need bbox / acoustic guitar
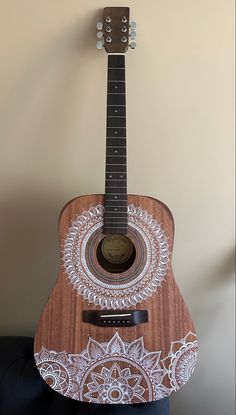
[34,7,198,404]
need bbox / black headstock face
[96,7,136,53]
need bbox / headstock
[96,7,136,53]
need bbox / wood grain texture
[34,194,197,403]
[103,7,130,54]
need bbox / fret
[104,229,128,232]
[105,193,127,197]
[106,158,125,163]
[105,199,127,203]
[107,138,126,146]
[105,203,127,207]
[106,164,126,168]
[107,107,126,116]
[105,185,126,189]
[106,182,126,185]
[103,228,128,232]
[105,183,126,188]
[108,55,125,67]
[106,216,128,223]
[105,200,126,202]
[104,218,127,221]
[106,171,126,174]
[108,70,125,81]
[106,162,126,167]
[105,208,127,211]
[107,154,126,159]
[106,185,127,191]
[106,155,126,159]
[107,118,126,128]
[108,67,125,70]
[105,189,126,193]
[104,224,128,228]
[108,82,125,93]
[108,80,125,82]
[105,200,127,204]
[105,210,128,213]
[107,94,125,106]
[106,218,127,225]
[104,212,127,215]
[106,128,126,137]
[106,166,126,172]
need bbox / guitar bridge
[83,310,148,327]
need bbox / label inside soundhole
[101,235,134,264]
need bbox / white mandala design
[35,332,198,404]
[63,204,169,309]
[34,348,79,398]
[85,363,145,404]
[163,332,198,391]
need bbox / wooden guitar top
[34,194,198,404]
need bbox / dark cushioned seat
[0,337,169,415]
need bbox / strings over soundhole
[97,234,136,273]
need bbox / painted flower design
[34,347,79,398]
[34,332,198,403]
[77,332,166,403]
[85,363,145,403]
[163,332,198,390]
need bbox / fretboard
[104,55,127,235]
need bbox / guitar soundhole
[97,234,136,273]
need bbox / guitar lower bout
[34,194,198,404]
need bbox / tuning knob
[130,30,136,40]
[130,21,136,29]
[96,21,103,30]
[130,41,136,49]
[97,31,103,39]
[96,40,104,50]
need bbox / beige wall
[0,1,235,413]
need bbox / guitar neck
[104,54,128,235]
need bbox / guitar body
[34,194,198,404]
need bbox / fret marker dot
[114,208,118,211]
[109,175,112,178]
[115,86,118,89]
[120,175,123,178]
[115,196,118,199]
[115,110,118,113]
[115,131,118,134]
[115,150,118,153]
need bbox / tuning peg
[96,22,103,30]
[130,21,136,29]
[130,30,136,40]
[130,41,136,49]
[96,40,104,50]
[97,31,103,39]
